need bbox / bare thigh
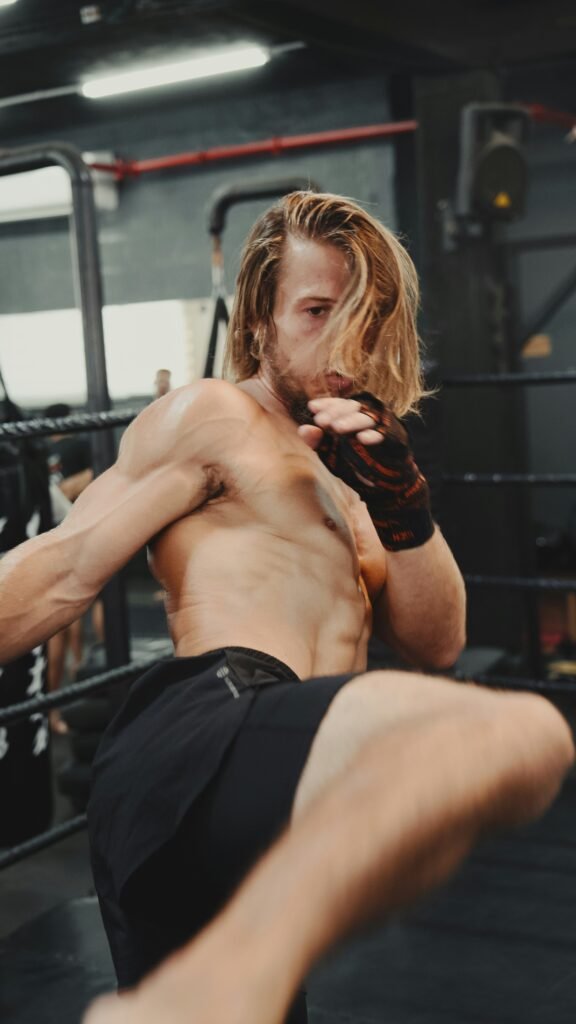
[292,669,573,819]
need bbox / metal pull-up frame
[0,142,129,668]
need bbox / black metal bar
[0,815,87,871]
[0,144,113,465]
[523,587,543,679]
[443,472,576,486]
[68,148,131,671]
[207,177,321,236]
[442,370,576,386]
[508,213,541,674]
[0,143,130,671]
[203,295,230,378]
[465,574,576,592]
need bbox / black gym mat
[0,897,114,1024]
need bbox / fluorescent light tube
[81,45,269,99]
[0,1,19,7]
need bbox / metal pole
[207,177,321,237]
[68,152,130,669]
[0,144,130,669]
[497,234,543,679]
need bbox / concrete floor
[0,733,93,941]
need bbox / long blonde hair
[224,191,426,417]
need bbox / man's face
[263,235,353,422]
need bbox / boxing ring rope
[452,671,576,695]
[442,370,576,386]
[444,473,576,486]
[0,658,155,729]
[464,574,576,592]
[0,815,88,871]
[0,409,136,441]
[0,659,157,871]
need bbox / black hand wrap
[317,392,434,551]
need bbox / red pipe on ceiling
[526,103,576,129]
[87,105,575,181]
[89,119,418,179]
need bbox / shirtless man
[0,192,573,1024]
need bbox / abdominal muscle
[150,507,373,680]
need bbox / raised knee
[498,692,575,774]
[475,692,574,825]
[345,673,575,797]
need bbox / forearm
[0,531,89,664]
[373,526,466,669]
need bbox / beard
[262,346,316,425]
[285,393,313,425]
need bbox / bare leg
[84,674,574,1024]
[69,616,84,673]
[292,669,570,823]
[91,598,105,645]
[47,632,66,693]
[47,631,69,734]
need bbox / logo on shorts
[217,665,240,699]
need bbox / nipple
[324,517,337,531]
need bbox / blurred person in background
[153,369,172,400]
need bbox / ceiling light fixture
[81,45,269,100]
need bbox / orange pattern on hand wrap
[316,393,434,551]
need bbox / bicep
[350,494,387,605]
[58,456,210,599]
[58,379,252,598]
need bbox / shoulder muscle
[117,379,257,480]
[51,381,256,596]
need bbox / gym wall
[0,70,396,312]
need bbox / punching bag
[0,391,53,845]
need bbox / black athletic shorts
[88,647,358,1021]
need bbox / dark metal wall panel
[414,72,534,653]
[502,123,576,535]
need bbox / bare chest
[220,434,386,598]
[151,429,385,606]
[234,438,354,538]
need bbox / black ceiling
[2,0,576,101]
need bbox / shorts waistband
[197,646,301,690]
